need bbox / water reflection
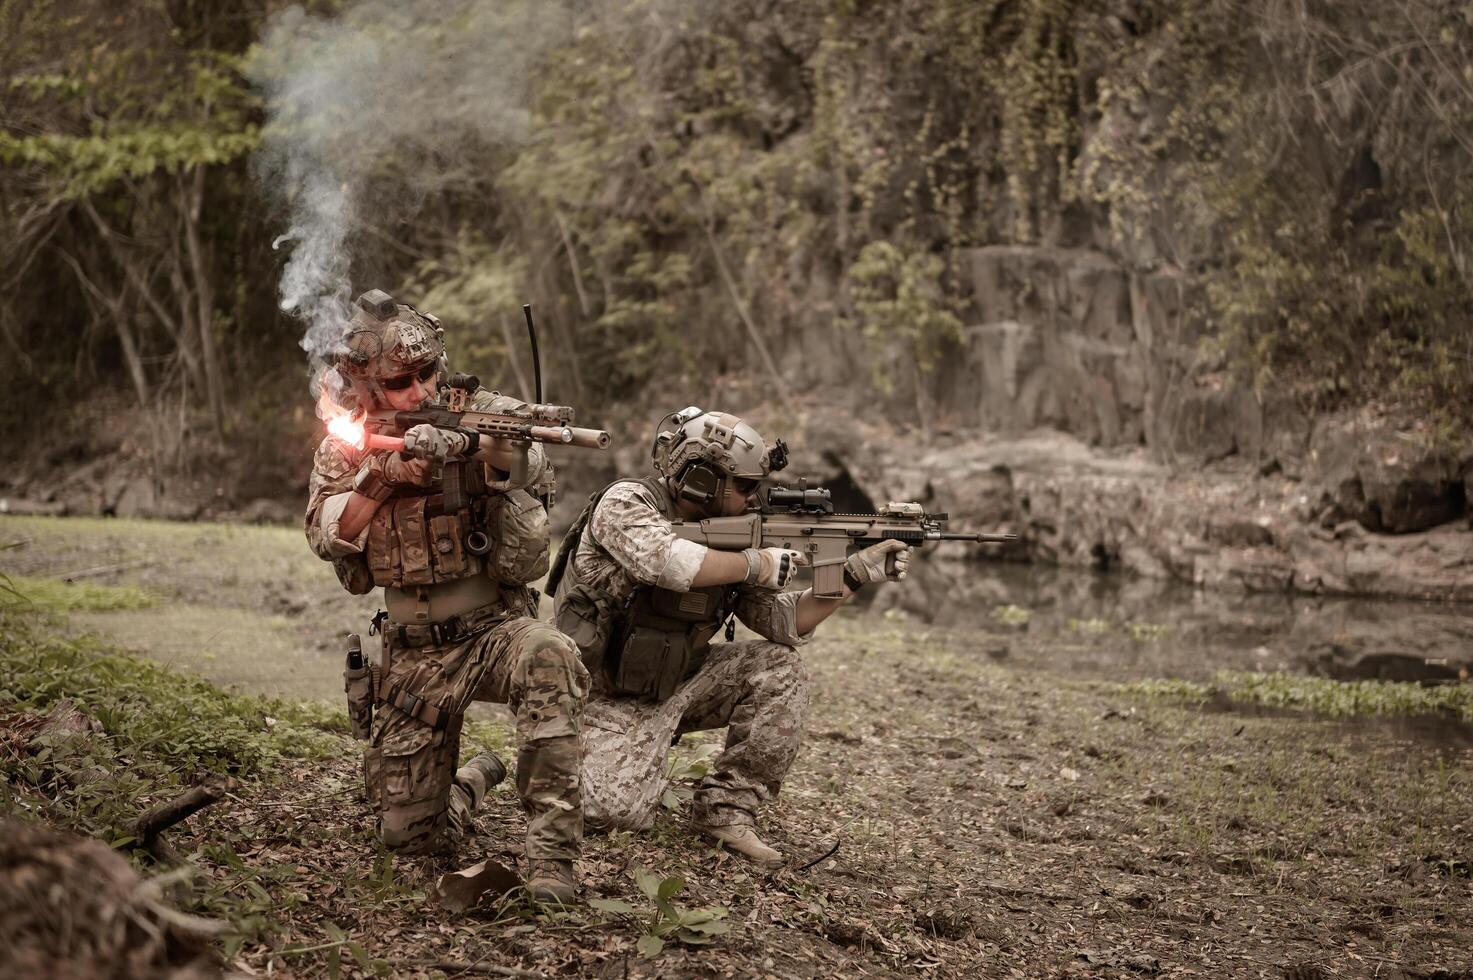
[858,557,1473,685]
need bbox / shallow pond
[871,557,1473,685]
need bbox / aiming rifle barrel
[935,531,1018,543]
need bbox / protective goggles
[380,361,439,391]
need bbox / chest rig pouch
[365,458,550,590]
[609,584,737,701]
[366,491,483,589]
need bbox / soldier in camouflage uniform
[305,289,588,902]
[551,409,911,866]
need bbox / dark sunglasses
[380,361,439,391]
[732,477,762,497]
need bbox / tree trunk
[181,167,224,436]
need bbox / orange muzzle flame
[318,389,366,450]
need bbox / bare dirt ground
[3,514,1471,978]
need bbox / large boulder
[1309,416,1468,533]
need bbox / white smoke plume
[248,0,570,397]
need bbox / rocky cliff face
[752,245,1473,602]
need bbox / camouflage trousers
[364,613,590,860]
[581,640,811,832]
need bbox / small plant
[1127,621,1171,643]
[1068,617,1111,635]
[589,867,731,957]
[989,604,1031,627]
[661,740,717,811]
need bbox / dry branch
[133,776,238,863]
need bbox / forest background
[2,0,1471,512]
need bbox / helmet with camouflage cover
[652,408,787,510]
[334,289,446,406]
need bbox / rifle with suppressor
[361,390,612,455]
[667,485,1016,599]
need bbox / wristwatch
[352,460,396,502]
[842,566,866,594]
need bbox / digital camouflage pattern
[566,479,812,831]
[365,615,589,858]
[574,481,807,644]
[581,638,811,831]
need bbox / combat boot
[695,822,783,868]
[454,752,508,810]
[526,859,578,904]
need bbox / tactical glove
[742,546,805,590]
[354,451,431,499]
[401,424,475,463]
[844,539,911,588]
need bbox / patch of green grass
[0,607,348,842]
[1221,671,1473,723]
[989,604,1031,627]
[1127,621,1171,642]
[1,573,155,611]
[1113,671,1473,722]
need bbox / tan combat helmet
[652,408,788,510]
[334,289,446,407]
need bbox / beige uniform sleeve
[734,588,811,647]
[304,437,371,559]
[587,482,706,592]
[471,389,549,493]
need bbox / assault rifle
[667,484,1017,599]
[362,400,612,455]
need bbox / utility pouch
[610,625,694,702]
[344,633,375,740]
[554,583,618,674]
[484,489,551,585]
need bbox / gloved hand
[353,451,431,500]
[845,539,911,587]
[402,424,473,463]
[742,546,806,590]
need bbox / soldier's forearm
[690,548,751,587]
[336,491,385,543]
[794,587,850,634]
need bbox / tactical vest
[364,458,550,591]
[550,476,737,702]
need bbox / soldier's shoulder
[594,479,665,516]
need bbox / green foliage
[0,574,156,612]
[1115,671,1473,723]
[989,604,1032,627]
[10,0,1473,461]
[0,607,345,841]
[845,241,963,391]
[1221,672,1473,724]
[589,866,731,957]
[660,739,717,812]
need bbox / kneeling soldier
[305,290,588,902]
[550,409,909,866]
